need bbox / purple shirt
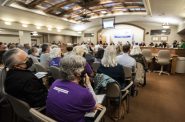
[49,57,61,67]
[46,80,96,122]
[85,63,93,76]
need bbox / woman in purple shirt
[46,54,103,122]
[49,47,62,67]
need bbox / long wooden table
[140,47,185,74]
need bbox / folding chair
[94,106,106,122]
[106,82,129,121]
[5,94,32,122]
[29,108,57,122]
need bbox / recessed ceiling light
[4,21,12,25]
[101,11,107,14]
[48,27,52,31]
[36,26,41,29]
[22,24,28,27]
[57,29,61,32]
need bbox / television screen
[102,17,115,29]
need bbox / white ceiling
[0,0,185,32]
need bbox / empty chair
[94,106,106,122]
[142,49,153,63]
[142,49,153,71]
[106,82,129,121]
[49,66,62,80]
[155,50,171,75]
[123,66,137,97]
[6,94,32,122]
[29,108,56,122]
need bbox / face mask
[25,58,33,69]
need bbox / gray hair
[60,54,86,81]
[2,48,23,68]
[101,45,117,67]
[130,45,142,55]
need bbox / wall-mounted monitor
[102,17,115,29]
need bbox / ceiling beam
[44,0,76,13]
[28,0,45,8]
[58,9,74,17]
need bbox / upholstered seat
[142,49,152,63]
[155,50,171,75]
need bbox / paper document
[85,94,105,117]
[35,72,47,79]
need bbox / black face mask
[25,58,33,69]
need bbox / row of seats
[3,94,106,122]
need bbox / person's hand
[94,103,104,111]
[85,74,91,85]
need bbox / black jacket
[5,69,48,107]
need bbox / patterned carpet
[104,73,185,122]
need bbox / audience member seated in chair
[3,48,48,108]
[130,45,148,86]
[40,43,51,69]
[97,45,125,88]
[46,54,103,122]
[28,47,39,64]
[73,45,94,77]
[49,47,62,67]
[116,44,136,68]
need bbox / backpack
[93,73,116,94]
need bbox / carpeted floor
[104,73,185,122]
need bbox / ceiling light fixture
[22,24,28,27]
[57,29,61,32]
[162,22,170,29]
[48,27,52,31]
[36,26,41,29]
[101,11,107,14]
[4,21,12,25]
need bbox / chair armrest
[94,106,106,122]
[121,81,133,92]
[34,106,46,112]
[121,90,129,99]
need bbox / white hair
[50,47,61,59]
[101,45,117,67]
[130,45,142,55]
[72,45,87,56]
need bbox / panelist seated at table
[46,54,103,122]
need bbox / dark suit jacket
[5,69,48,107]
